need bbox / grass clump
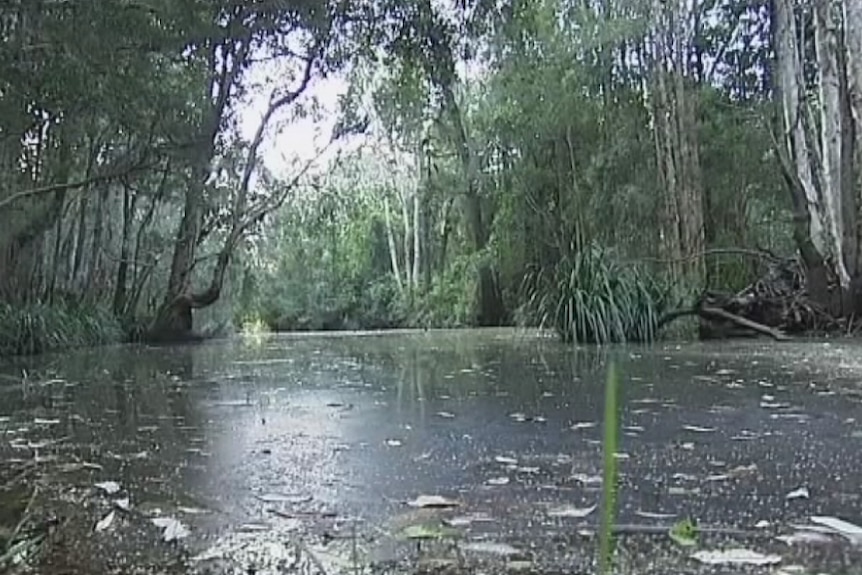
[522,242,669,344]
[0,302,123,356]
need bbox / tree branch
[0,161,157,210]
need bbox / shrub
[0,302,123,356]
[521,242,669,344]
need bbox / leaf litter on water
[94,510,115,532]
[785,486,809,500]
[407,495,459,508]
[809,516,862,544]
[691,548,782,566]
[486,476,510,486]
[152,516,190,542]
[547,504,596,518]
[94,481,121,495]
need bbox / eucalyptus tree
[773,0,862,314]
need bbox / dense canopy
[2,0,862,354]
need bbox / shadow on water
[1,330,862,573]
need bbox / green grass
[523,242,669,344]
[0,302,123,356]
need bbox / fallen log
[699,306,789,341]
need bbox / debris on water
[407,495,459,508]
[444,513,494,527]
[635,510,676,520]
[547,504,596,518]
[94,481,121,495]
[399,523,459,540]
[682,425,716,433]
[94,510,115,532]
[669,519,699,547]
[786,487,810,500]
[255,493,312,504]
[462,541,521,556]
[776,530,835,546]
[691,548,782,566]
[151,516,190,542]
[178,506,209,515]
[809,516,862,544]
[33,418,60,426]
[571,473,602,486]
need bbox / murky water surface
[2,329,862,574]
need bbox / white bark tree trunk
[775,0,827,255]
[843,0,862,274]
[814,0,850,287]
[383,196,403,293]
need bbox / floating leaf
[95,511,115,532]
[444,513,494,527]
[152,517,190,542]
[635,510,676,520]
[682,425,716,433]
[776,530,834,545]
[94,481,121,495]
[547,504,596,518]
[785,487,809,500]
[407,495,459,508]
[400,524,459,540]
[809,516,862,544]
[571,473,603,486]
[255,493,312,504]
[462,541,521,556]
[669,519,698,547]
[691,548,782,566]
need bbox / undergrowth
[0,302,123,357]
[521,242,670,344]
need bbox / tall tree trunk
[384,196,404,293]
[442,86,505,325]
[814,0,850,288]
[844,0,862,292]
[773,0,847,311]
[113,184,136,316]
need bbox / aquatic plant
[599,361,620,574]
[522,242,669,344]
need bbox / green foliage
[411,255,478,328]
[522,243,669,344]
[0,303,123,357]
